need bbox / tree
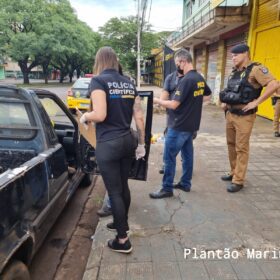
[66,23,101,82]
[50,18,101,83]
[99,16,170,78]
[41,0,101,83]
[0,0,100,84]
[0,0,49,83]
[99,16,138,76]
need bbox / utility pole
[137,0,141,89]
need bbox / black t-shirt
[163,71,184,127]
[170,70,211,132]
[88,69,137,142]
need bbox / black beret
[231,44,249,54]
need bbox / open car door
[35,90,96,175]
[129,90,153,181]
[36,89,153,181]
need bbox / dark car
[0,85,96,279]
[0,85,153,279]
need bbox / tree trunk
[59,70,67,83]
[18,60,30,84]
[23,72,29,84]
[59,75,64,83]
[77,68,81,78]
[69,71,73,83]
[42,64,49,84]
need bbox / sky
[69,0,183,32]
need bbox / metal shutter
[206,46,218,93]
[194,49,204,76]
[257,0,279,27]
[223,34,246,88]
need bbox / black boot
[227,183,243,193]
[221,173,233,181]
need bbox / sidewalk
[83,96,280,280]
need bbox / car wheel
[1,260,30,280]
[80,173,93,188]
[69,108,76,114]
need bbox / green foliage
[99,16,170,77]
[99,16,137,75]
[0,0,100,83]
[0,0,170,83]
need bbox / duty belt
[228,108,257,116]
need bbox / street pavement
[81,85,280,280]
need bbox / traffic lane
[42,86,69,103]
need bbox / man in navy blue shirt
[150,49,211,199]
[158,63,185,174]
[162,69,185,126]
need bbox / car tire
[1,260,30,280]
[80,173,93,188]
[69,108,76,114]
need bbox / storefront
[163,45,176,81]
[207,42,218,101]
[194,48,204,76]
[153,50,164,87]
[152,46,176,87]
[224,34,247,88]
[249,0,280,120]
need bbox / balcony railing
[167,0,248,46]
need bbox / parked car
[84,73,94,78]
[0,85,96,279]
[66,77,92,113]
[0,85,153,279]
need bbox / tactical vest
[220,63,263,105]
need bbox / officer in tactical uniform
[220,43,280,193]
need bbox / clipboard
[76,110,96,148]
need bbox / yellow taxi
[67,77,92,113]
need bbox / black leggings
[96,133,136,238]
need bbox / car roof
[76,77,92,82]
[72,78,92,87]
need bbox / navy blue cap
[231,44,249,54]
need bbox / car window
[73,78,91,89]
[0,101,37,139]
[40,97,73,125]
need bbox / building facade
[168,0,280,120]
[248,0,280,120]
[168,0,250,103]
[1,57,44,79]
[151,46,176,87]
